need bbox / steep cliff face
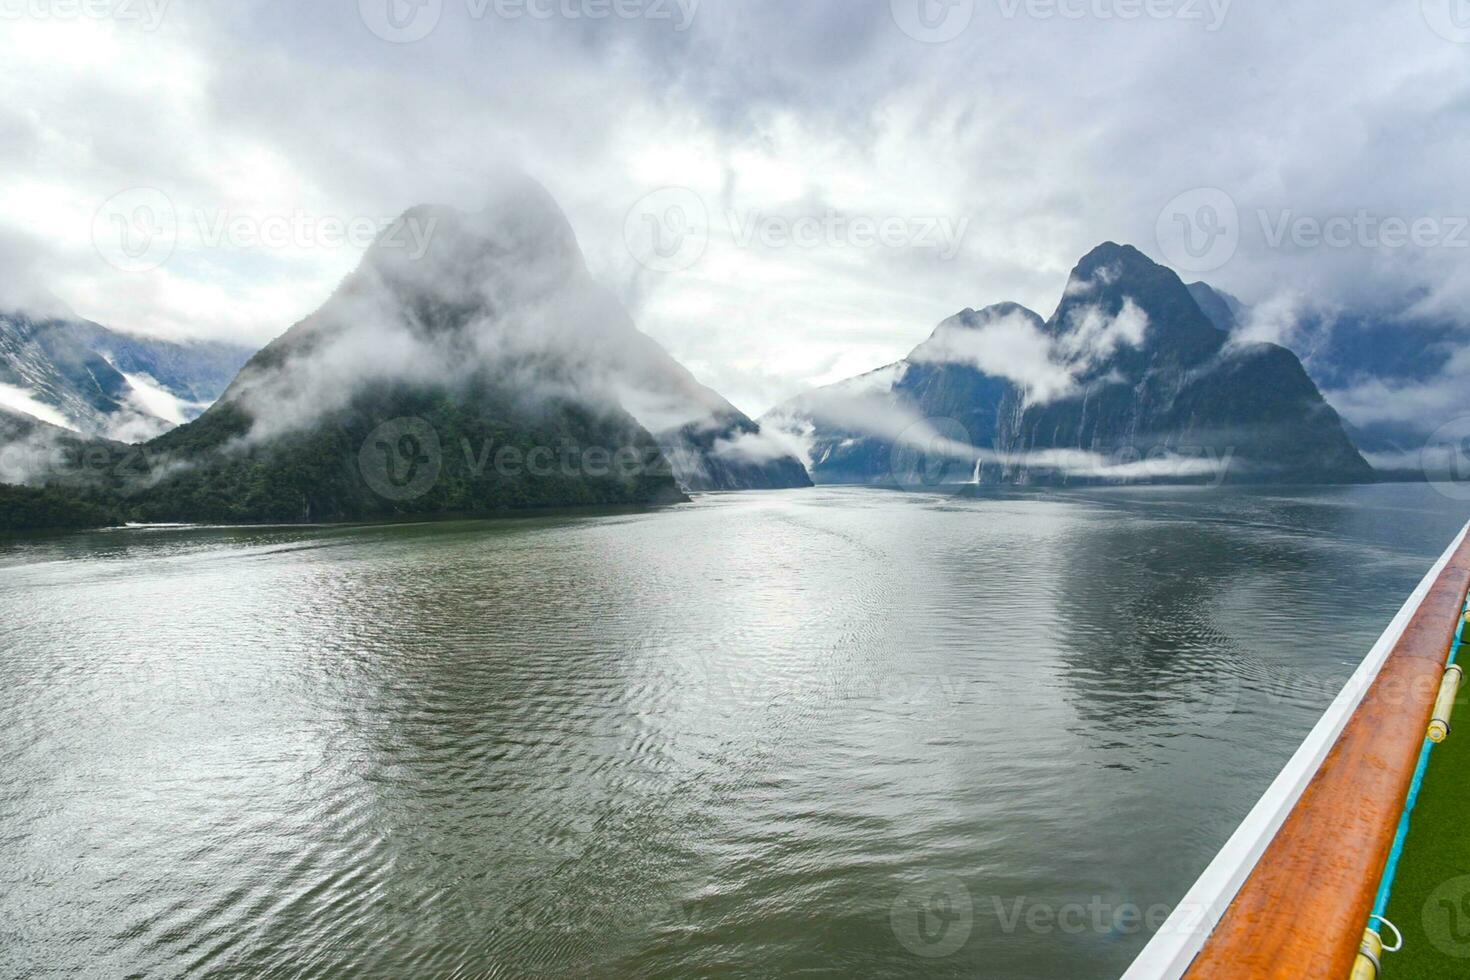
[1185,279,1466,470]
[994,243,1372,483]
[764,243,1372,486]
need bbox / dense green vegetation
[0,378,687,532]
[138,382,683,523]
[0,483,121,531]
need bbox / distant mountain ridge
[764,243,1373,486]
[1184,280,1465,465]
[0,310,255,441]
[5,223,1397,531]
[1186,281,1245,334]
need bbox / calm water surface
[1,485,1465,979]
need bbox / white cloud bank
[910,300,1150,405]
[1,1,1468,420]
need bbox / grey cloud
[1,0,1468,418]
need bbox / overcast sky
[2,0,1468,416]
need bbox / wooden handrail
[1183,531,1470,978]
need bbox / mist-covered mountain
[2,180,808,527]
[191,184,806,497]
[0,309,255,441]
[1186,280,1466,469]
[0,406,135,528]
[764,243,1373,486]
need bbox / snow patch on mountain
[0,383,76,431]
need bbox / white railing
[1121,520,1470,979]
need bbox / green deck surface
[1383,613,1470,978]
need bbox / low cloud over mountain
[763,243,1372,487]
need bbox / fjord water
[1,486,1464,979]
